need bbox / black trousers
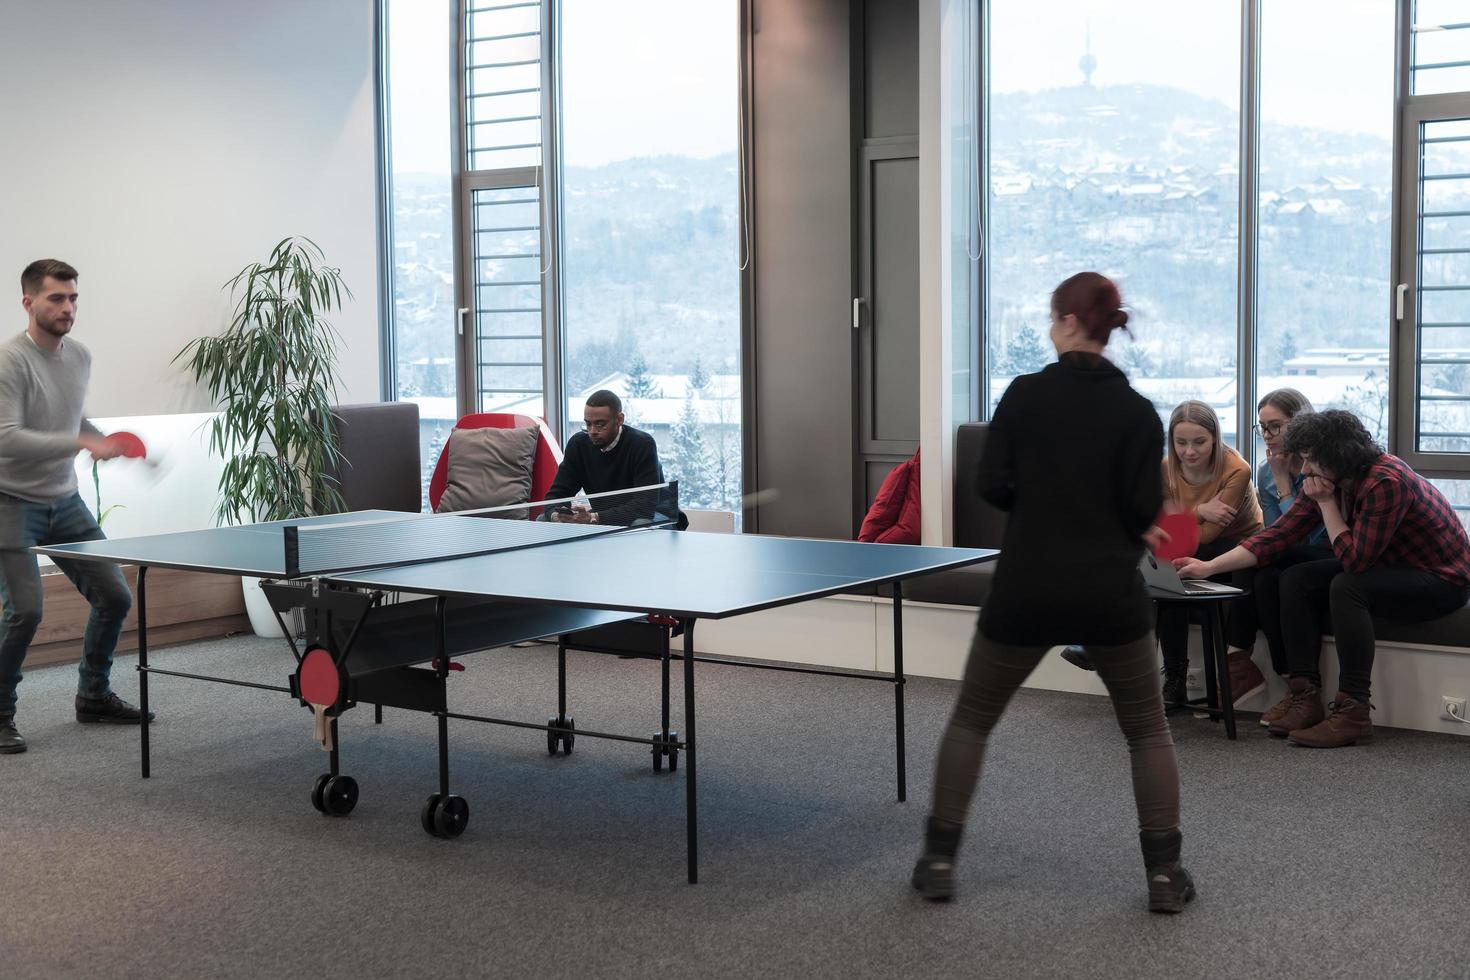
[1268,558,1469,699]
[1157,538,1254,673]
[1237,544,1335,675]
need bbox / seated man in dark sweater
[544,389,667,526]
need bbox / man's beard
[34,314,72,338]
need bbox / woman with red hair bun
[911,272,1194,914]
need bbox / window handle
[458,307,470,336]
[1395,284,1407,322]
[853,297,864,330]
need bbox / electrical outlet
[1442,696,1467,722]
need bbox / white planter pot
[242,577,285,637]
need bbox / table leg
[1201,606,1220,713]
[558,636,568,722]
[1213,605,1238,740]
[893,580,907,803]
[137,565,150,779]
[683,619,698,884]
[437,597,451,798]
[660,625,671,741]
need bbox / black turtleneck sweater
[977,352,1164,647]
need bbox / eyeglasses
[1252,420,1286,438]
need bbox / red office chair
[427,413,563,513]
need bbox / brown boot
[1259,679,1293,727]
[1287,693,1373,748]
[1267,677,1324,737]
[1226,649,1266,705]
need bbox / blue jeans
[0,491,132,715]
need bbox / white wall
[0,0,381,417]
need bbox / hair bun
[1109,309,1129,331]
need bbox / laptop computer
[1140,551,1243,596]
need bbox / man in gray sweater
[0,259,152,755]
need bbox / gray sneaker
[0,715,26,754]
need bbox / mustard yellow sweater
[1162,449,1264,547]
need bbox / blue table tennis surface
[36,510,997,619]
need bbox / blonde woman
[1156,401,1263,705]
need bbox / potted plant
[175,237,350,635]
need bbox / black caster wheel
[421,793,443,836]
[434,795,470,839]
[652,738,664,773]
[311,773,332,813]
[323,775,358,816]
[668,748,678,772]
[547,717,575,756]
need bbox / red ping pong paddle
[109,431,147,459]
[1151,511,1200,563]
[299,647,340,706]
[299,647,340,752]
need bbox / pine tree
[1276,332,1299,371]
[689,356,711,392]
[709,396,741,512]
[1117,342,1154,377]
[1003,324,1049,376]
[667,392,712,506]
[625,351,660,399]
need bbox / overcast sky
[988,0,1395,138]
[388,0,1397,175]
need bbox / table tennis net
[283,482,679,577]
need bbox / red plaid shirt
[1241,453,1470,587]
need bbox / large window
[381,0,742,514]
[462,0,553,421]
[986,2,1242,439]
[980,1,1398,471]
[558,0,742,513]
[1256,0,1394,458]
[1402,1,1470,519]
[382,0,457,504]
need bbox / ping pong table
[36,497,996,882]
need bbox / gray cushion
[888,564,993,607]
[1324,602,1470,648]
[436,426,538,516]
[954,423,1008,550]
[326,402,421,513]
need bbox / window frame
[450,0,565,438]
[1394,89,1470,477]
[971,0,1434,481]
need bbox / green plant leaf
[175,236,352,526]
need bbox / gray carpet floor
[2,634,1467,979]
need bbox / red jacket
[858,449,921,544]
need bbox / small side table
[1149,587,1249,740]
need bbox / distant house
[1283,347,1392,377]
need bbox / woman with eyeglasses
[1243,390,1331,722]
[1154,400,1263,706]
[911,272,1193,914]
[1255,389,1325,538]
